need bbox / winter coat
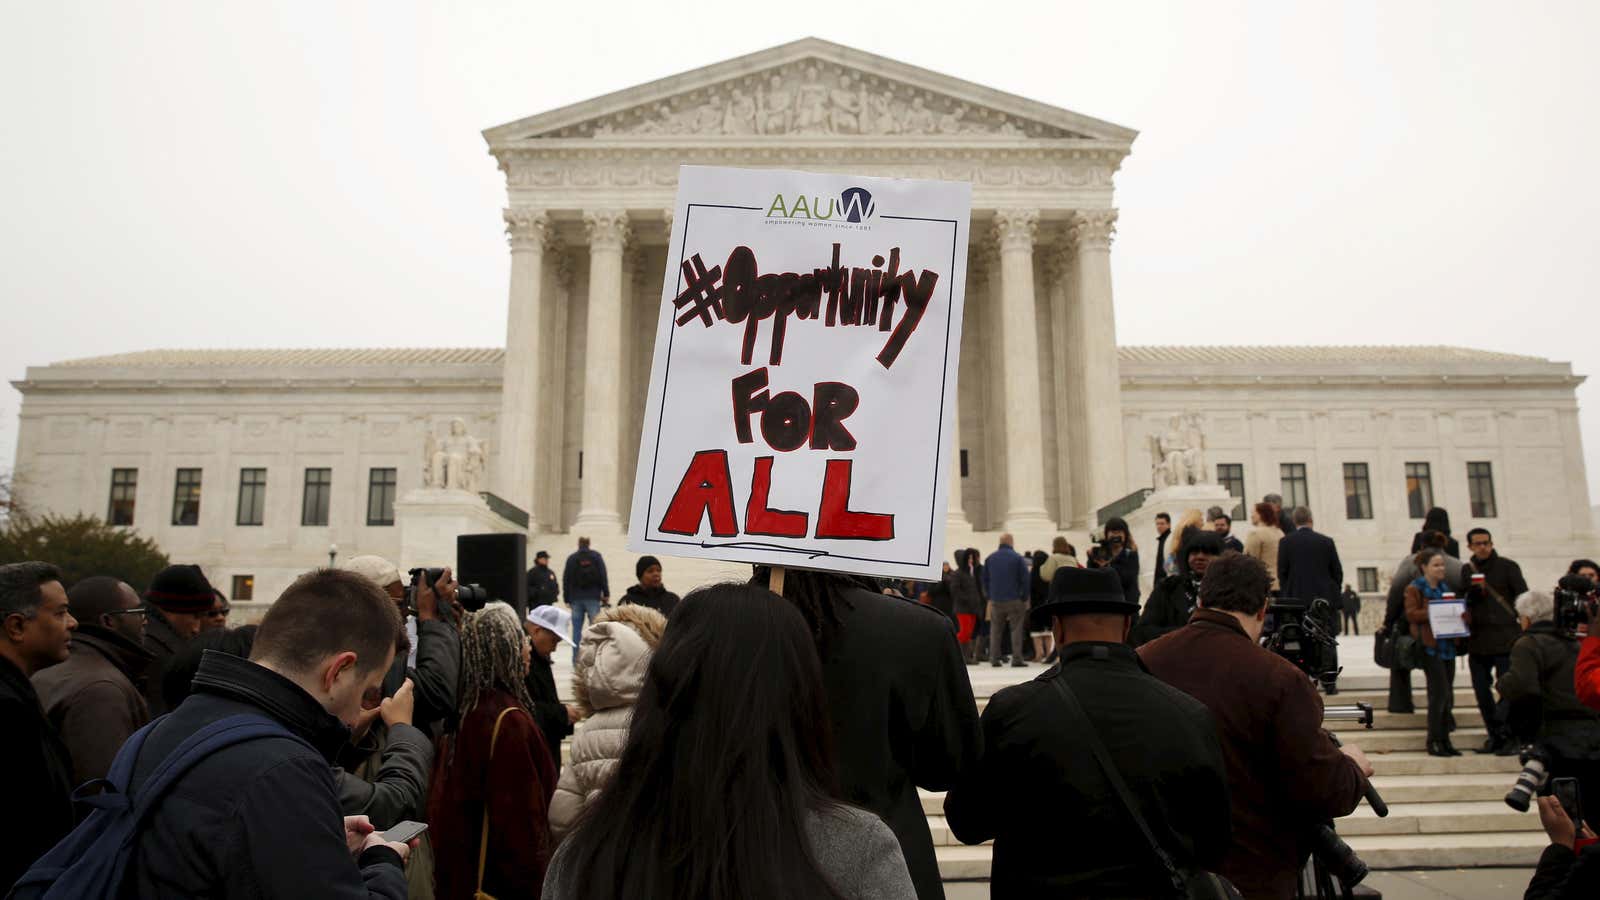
[1037,552,1079,584]
[949,567,984,616]
[1384,553,1468,630]
[823,587,982,900]
[381,616,460,736]
[927,575,955,620]
[983,544,1029,603]
[1140,610,1366,899]
[526,563,560,608]
[1578,636,1600,711]
[0,655,75,894]
[549,606,666,839]
[562,549,609,603]
[429,688,557,900]
[1108,548,1141,606]
[618,583,680,617]
[32,626,152,785]
[1404,580,1452,650]
[524,651,573,775]
[1464,552,1529,657]
[1498,622,1600,761]
[1278,527,1343,604]
[335,721,435,829]
[140,607,190,717]
[1244,526,1281,591]
[1410,529,1461,559]
[121,650,407,899]
[945,642,1229,897]
[1131,573,1201,647]
[1526,842,1600,900]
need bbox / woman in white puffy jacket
[549,603,667,839]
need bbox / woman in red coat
[429,601,558,898]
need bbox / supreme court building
[12,39,1597,604]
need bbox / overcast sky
[5,1,1598,506]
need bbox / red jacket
[1578,636,1600,711]
[428,688,558,899]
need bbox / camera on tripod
[405,566,489,614]
[1554,575,1598,634]
[1261,597,1341,693]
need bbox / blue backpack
[10,713,300,899]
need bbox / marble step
[933,830,1548,879]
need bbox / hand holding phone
[380,820,429,844]
[1553,777,1584,829]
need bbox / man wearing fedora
[140,564,219,716]
[943,566,1230,897]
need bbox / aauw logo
[766,186,876,222]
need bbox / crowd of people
[4,494,1600,897]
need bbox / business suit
[1278,527,1345,678]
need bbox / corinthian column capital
[992,208,1039,252]
[583,209,631,251]
[1068,209,1119,251]
[503,207,551,251]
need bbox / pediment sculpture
[539,61,1086,140]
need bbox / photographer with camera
[1099,516,1141,607]
[1498,586,1600,832]
[343,557,461,736]
[1131,531,1222,647]
[1525,795,1600,899]
[1140,552,1372,900]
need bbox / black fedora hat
[1031,566,1139,627]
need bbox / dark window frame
[1280,463,1309,511]
[236,468,267,526]
[367,468,397,526]
[1467,461,1498,518]
[1405,462,1434,518]
[1342,462,1374,520]
[1357,567,1379,593]
[1216,463,1246,518]
[172,468,202,526]
[108,468,138,526]
[302,467,332,526]
[231,574,254,602]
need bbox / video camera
[405,567,489,615]
[1554,574,1598,634]
[1261,597,1341,693]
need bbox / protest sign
[627,165,971,580]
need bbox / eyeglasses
[104,608,150,619]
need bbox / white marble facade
[10,39,1599,602]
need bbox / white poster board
[1428,598,1470,640]
[627,165,971,580]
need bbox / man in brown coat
[33,575,153,785]
[1140,552,1373,899]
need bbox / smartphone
[1553,777,1584,826]
[380,820,429,844]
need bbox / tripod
[1295,705,1388,900]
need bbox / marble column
[993,209,1055,532]
[1046,246,1085,528]
[497,208,550,529]
[573,210,630,533]
[1069,209,1127,519]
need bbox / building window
[1467,461,1497,518]
[1279,463,1309,511]
[1216,463,1245,518]
[1357,567,1379,593]
[172,468,202,526]
[1405,462,1434,518]
[302,468,332,526]
[231,575,254,601]
[236,468,267,526]
[959,449,969,478]
[367,468,397,526]
[1342,463,1373,520]
[107,468,138,526]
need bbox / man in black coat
[945,566,1231,897]
[526,550,560,609]
[1152,512,1172,583]
[1464,527,1528,754]
[1278,507,1343,607]
[774,571,982,900]
[522,604,577,773]
[121,570,410,898]
[140,564,216,717]
[0,562,77,894]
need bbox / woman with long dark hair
[1412,506,1461,558]
[760,567,981,900]
[544,583,915,900]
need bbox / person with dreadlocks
[755,566,982,900]
[427,602,557,899]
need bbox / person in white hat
[341,555,461,735]
[524,605,580,771]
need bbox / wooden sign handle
[769,565,786,595]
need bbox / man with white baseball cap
[524,605,581,772]
[340,555,461,735]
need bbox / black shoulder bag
[1050,675,1242,900]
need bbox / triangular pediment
[483,38,1136,145]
